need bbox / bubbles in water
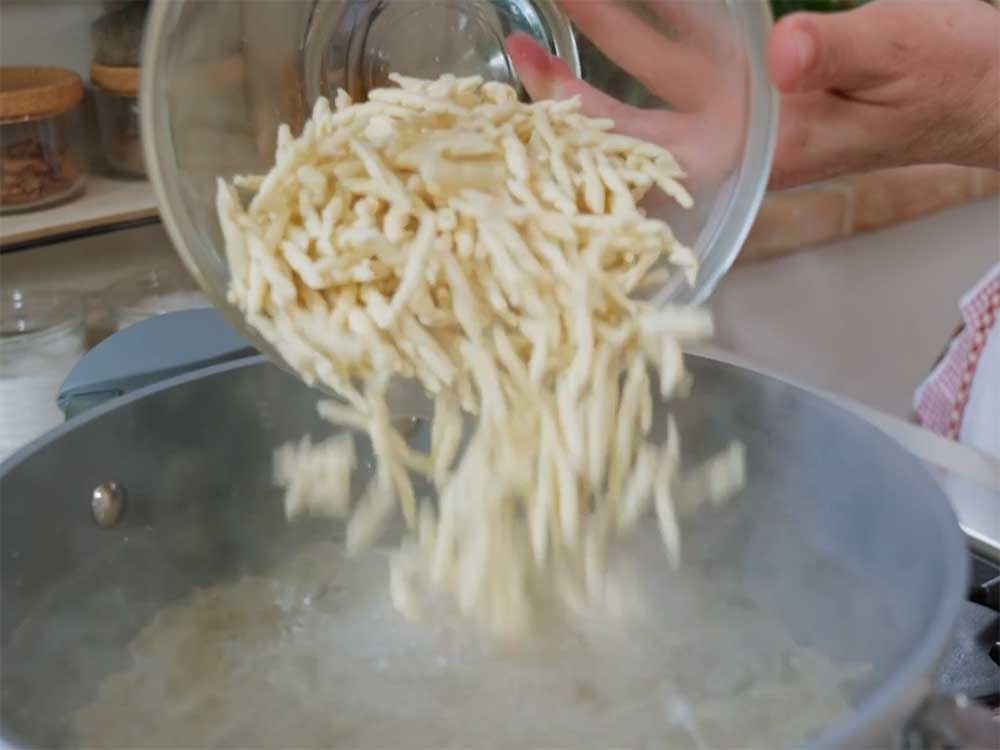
[69,539,865,749]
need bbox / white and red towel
[915,263,1000,459]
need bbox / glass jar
[92,1,148,68]
[0,67,87,213]
[91,62,145,178]
[0,288,85,461]
[106,265,209,331]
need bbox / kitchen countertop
[712,195,1000,419]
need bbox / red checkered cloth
[914,263,1000,439]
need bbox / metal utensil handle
[903,694,999,750]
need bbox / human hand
[508,0,1000,191]
[507,1,749,189]
[769,0,1000,187]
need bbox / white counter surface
[711,195,999,419]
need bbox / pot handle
[903,694,998,750]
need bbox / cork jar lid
[91,62,140,96]
[0,66,84,121]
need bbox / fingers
[647,0,730,54]
[506,33,575,101]
[506,32,738,188]
[770,92,894,188]
[768,3,900,94]
[557,0,711,111]
[506,33,645,131]
[771,1,1000,184]
[505,32,739,189]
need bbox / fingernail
[794,30,815,73]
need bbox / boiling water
[69,537,867,749]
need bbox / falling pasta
[217,74,744,639]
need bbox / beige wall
[0,0,104,75]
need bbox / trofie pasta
[216,74,744,638]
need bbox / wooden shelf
[0,175,159,249]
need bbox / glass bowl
[0,287,85,460]
[141,0,776,371]
[106,266,209,331]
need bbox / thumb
[768,5,897,93]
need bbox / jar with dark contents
[90,2,149,178]
[91,63,144,177]
[92,1,149,69]
[0,67,86,213]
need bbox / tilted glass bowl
[141,0,777,374]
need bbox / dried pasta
[217,74,744,639]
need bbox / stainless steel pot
[0,356,993,748]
